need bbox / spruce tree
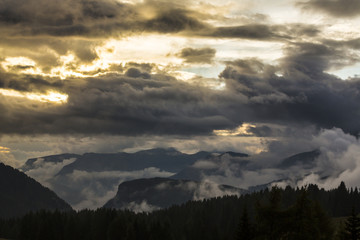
[344,207,360,240]
[255,187,284,240]
[236,205,254,240]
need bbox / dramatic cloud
[165,129,360,192]
[177,47,216,64]
[272,128,360,190]
[299,0,360,17]
[0,0,211,38]
[0,71,237,135]
[1,38,359,137]
[1,0,360,206]
[220,41,360,135]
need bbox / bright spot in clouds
[1,57,43,75]
[2,57,36,69]
[0,146,10,153]
[0,89,68,104]
[213,123,256,136]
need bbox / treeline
[0,182,359,240]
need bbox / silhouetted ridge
[56,149,211,175]
[220,151,249,157]
[0,162,72,218]
[103,177,245,209]
[278,149,320,169]
[21,153,80,172]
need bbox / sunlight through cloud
[0,146,10,153]
[0,89,68,104]
[213,123,256,136]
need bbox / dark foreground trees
[0,182,358,240]
[254,188,334,240]
[337,207,360,240]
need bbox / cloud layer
[1,40,360,138]
[300,0,360,17]
[1,0,360,196]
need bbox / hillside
[0,162,72,218]
[0,182,357,240]
[103,177,245,211]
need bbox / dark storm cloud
[0,0,212,72]
[220,42,360,135]
[0,69,63,92]
[0,69,238,135]
[125,68,151,79]
[0,37,101,70]
[0,0,320,40]
[177,48,216,64]
[107,62,156,76]
[0,0,360,137]
[210,24,277,39]
[0,0,136,36]
[0,0,323,76]
[324,38,360,52]
[0,0,207,37]
[2,40,360,136]
[144,9,207,33]
[299,0,360,17]
[207,24,320,40]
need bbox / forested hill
[0,163,72,219]
[0,182,359,240]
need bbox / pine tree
[337,222,348,240]
[288,191,316,240]
[236,205,254,240]
[344,207,360,240]
[255,187,285,240]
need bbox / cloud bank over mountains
[1,0,360,198]
[21,129,360,210]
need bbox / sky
[1,0,360,168]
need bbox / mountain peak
[136,147,180,154]
[21,153,80,172]
[278,149,321,169]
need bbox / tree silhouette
[344,206,360,240]
[236,205,254,240]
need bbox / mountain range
[56,148,210,175]
[21,148,215,209]
[18,148,322,210]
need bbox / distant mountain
[221,151,249,158]
[247,150,322,192]
[21,153,80,172]
[103,177,246,211]
[277,149,320,169]
[57,148,211,176]
[171,152,249,181]
[21,148,213,209]
[20,148,323,210]
[0,162,72,218]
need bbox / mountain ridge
[103,177,246,211]
[56,148,211,176]
[0,162,72,218]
